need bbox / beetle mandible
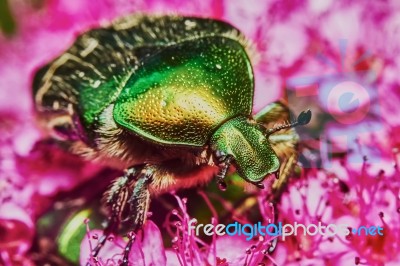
[32,14,311,265]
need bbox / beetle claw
[218,180,227,191]
[215,155,233,191]
[275,170,280,180]
[266,237,278,254]
[256,182,265,189]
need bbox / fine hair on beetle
[32,14,312,265]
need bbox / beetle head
[210,110,311,187]
[210,116,280,186]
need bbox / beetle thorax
[210,116,280,185]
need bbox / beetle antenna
[265,109,312,136]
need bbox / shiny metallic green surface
[32,15,247,142]
[114,36,253,146]
[210,116,280,183]
[31,14,303,194]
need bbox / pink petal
[80,229,125,265]
[141,220,167,266]
[214,235,248,264]
[165,250,181,266]
[0,203,34,255]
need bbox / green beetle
[33,14,311,264]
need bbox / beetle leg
[89,167,140,263]
[271,153,298,202]
[215,154,233,191]
[120,166,153,266]
[254,102,300,199]
[255,102,310,255]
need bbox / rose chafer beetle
[33,14,311,265]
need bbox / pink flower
[80,220,166,265]
[0,203,34,266]
[1,0,400,265]
[80,192,280,265]
[275,157,400,265]
[162,194,278,266]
